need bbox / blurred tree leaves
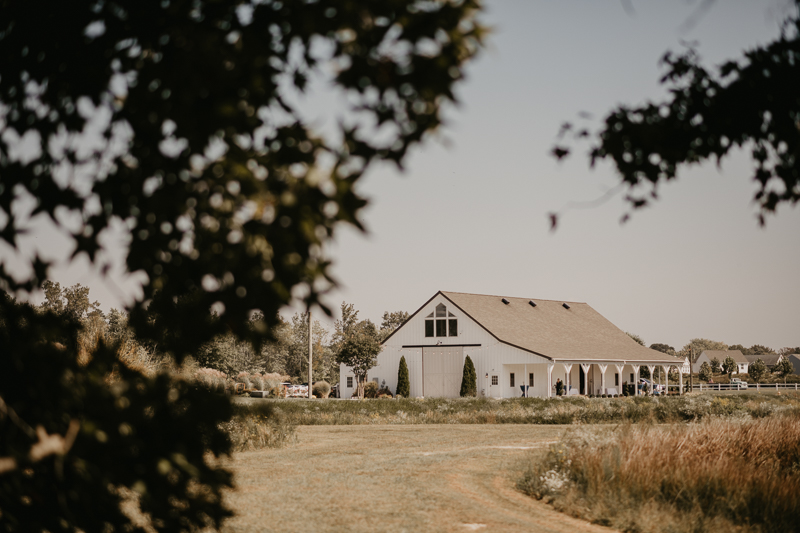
[0,1,485,530]
[0,292,234,532]
[0,0,485,358]
[553,1,800,225]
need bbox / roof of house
[407,291,679,363]
[701,350,749,364]
[743,353,782,366]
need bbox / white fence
[689,382,799,392]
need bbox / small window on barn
[510,373,515,387]
[529,373,534,387]
[435,303,447,317]
[615,373,619,386]
[346,376,353,388]
[425,320,434,337]
[491,375,498,386]
[448,319,457,336]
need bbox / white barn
[339,291,684,399]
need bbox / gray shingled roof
[440,291,678,363]
[701,350,749,364]
[743,353,782,366]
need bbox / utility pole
[689,345,694,394]
[308,309,313,399]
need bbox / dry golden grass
[215,425,617,533]
[518,416,800,533]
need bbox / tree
[650,343,676,356]
[0,0,484,354]
[774,358,794,385]
[626,332,645,346]
[552,1,800,226]
[748,344,776,355]
[396,356,410,398]
[710,357,722,374]
[379,310,410,342]
[0,2,485,529]
[335,320,381,399]
[778,347,800,356]
[728,344,751,355]
[749,358,767,385]
[40,281,103,322]
[0,291,233,532]
[722,356,737,380]
[698,361,712,382]
[460,355,477,397]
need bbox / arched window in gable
[425,303,457,338]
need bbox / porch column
[599,364,608,395]
[662,365,670,395]
[679,367,683,395]
[523,363,527,397]
[547,363,554,398]
[631,365,640,395]
[647,365,656,395]
[615,364,625,395]
[580,364,591,395]
[562,363,573,395]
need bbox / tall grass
[517,416,800,533]
[221,403,296,452]
[233,394,800,426]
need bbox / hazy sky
[25,0,800,351]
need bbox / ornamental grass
[517,415,800,533]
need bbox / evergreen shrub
[460,355,477,397]
[396,356,410,398]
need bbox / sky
[17,0,800,352]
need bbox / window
[510,373,515,387]
[425,303,458,338]
[630,373,634,383]
[491,375,498,386]
[529,373,534,387]
[615,373,619,386]
[346,376,353,388]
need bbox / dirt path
[220,425,615,533]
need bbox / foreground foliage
[554,1,800,224]
[234,393,800,426]
[518,416,800,533]
[0,294,234,532]
[0,1,485,529]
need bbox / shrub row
[234,393,800,426]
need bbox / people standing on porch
[555,378,564,396]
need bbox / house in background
[743,353,784,369]
[339,291,685,399]
[693,350,749,374]
[786,354,800,375]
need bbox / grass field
[216,425,615,533]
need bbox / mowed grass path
[219,425,615,533]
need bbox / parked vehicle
[638,378,665,395]
[730,378,749,390]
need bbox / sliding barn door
[422,347,463,398]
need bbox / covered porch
[547,360,686,397]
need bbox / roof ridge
[440,290,587,304]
